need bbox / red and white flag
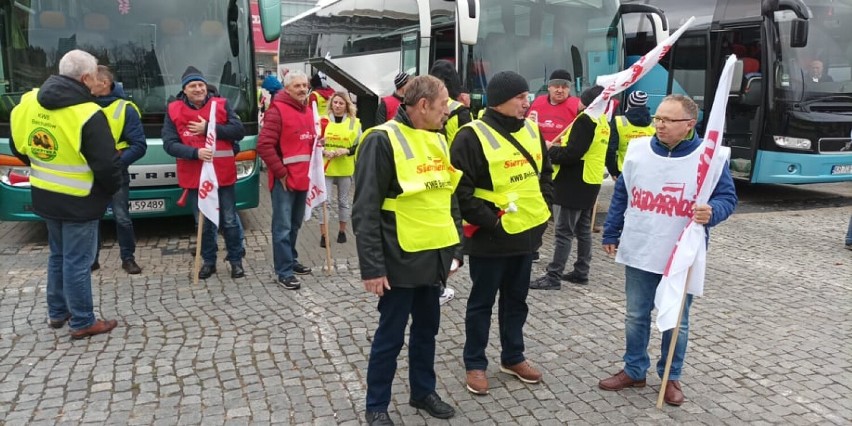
[584,16,696,119]
[654,55,737,332]
[198,101,220,227]
[304,101,327,221]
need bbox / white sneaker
[439,287,455,305]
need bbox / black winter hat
[548,69,573,83]
[580,85,604,108]
[486,71,529,107]
[181,66,206,88]
[429,59,464,99]
[393,72,410,90]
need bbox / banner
[198,101,220,227]
[654,55,738,332]
[584,16,696,119]
[304,101,327,221]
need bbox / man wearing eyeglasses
[598,94,737,406]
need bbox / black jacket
[352,108,463,287]
[548,112,603,209]
[10,75,122,221]
[450,109,554,257]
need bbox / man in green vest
[354,75,462,426]
[531,85,610,290]
[90,65,147,274]
[451,71,554,395]
[10,49,122,339]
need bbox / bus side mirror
[790,18,808,48]
[257,0,282,42]
[456,0,480,46]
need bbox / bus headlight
[236,159,256,179]
[0,155,31,187]
[773,136,811,150]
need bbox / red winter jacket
[257,92,316,191]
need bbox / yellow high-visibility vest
[444,99,464,145]
[323,115,360,177]
[615,115,655,172]
[11,90,101,196]
[102,99,141,150]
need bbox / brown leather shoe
[499,361,542,384]
[664,380,685,406]
[465,370,488,395]
[598,370,646,391]
[70,319,118,340]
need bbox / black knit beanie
[486,71,529,107]
[181,66,206,88]
[548,69,573,83]
[429,60,463,99]
[580,85,604,107]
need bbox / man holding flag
[163,66,246,280]
[598,94,737,406]
[257,70,315,290]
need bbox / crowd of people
[11,49,745,426]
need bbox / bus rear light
[0,155,31,187]
[235,150,257,179]
[773,136,811,151]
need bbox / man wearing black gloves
[451,71,553,395]
[531,85,609,290]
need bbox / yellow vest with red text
[615,115,655,172]
[323,115,360,177]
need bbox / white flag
[198,101,220,227]
[654,55,738,332]
[584,16,696,119]
[304,101,327,221]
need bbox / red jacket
[167,97,236,188]
[528,95,580,143]
[257,92,316,191]
[381,94,402,122]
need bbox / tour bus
[0,0,283,221]
[279,0,668,129]
[623,0,852,184]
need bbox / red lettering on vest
[417,158,446,174]
[629,182,693,218]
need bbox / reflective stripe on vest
[364,121,461,252]
[464,119,550,234]
[323,116,360,177]
[579,112,611,185]
[282,154,311,164]
[10,89,100,196]
[615,115,656,172]
[102,99,140,151]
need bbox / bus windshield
[0,0,255,124]
[465,0,621,99]
[775,2,852,101]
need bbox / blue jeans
[45,218,99,330]
[187,184,243,265]
[95,171,136,263]
[270,181,307,279]
[545,207,592,280]
[464,254,533,370]
[623,266,693,381]
[366,286,441,412]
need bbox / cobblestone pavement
[0,177,850,425]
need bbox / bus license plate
[129,199,166,212]
[831,164,852,175]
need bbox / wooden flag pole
[590,195,600,232]
[192,211,204,285]
[656,267,692,409]
[322,202,332,275]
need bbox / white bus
[280,0,668,128]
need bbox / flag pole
[656,267,692,408]
[192,211,204,285]
[322,202,332,275]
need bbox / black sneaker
[278,276,300,290]
[409,392,455,419]
[198,264,216,279]
[561,271,589,285]
[230,261,245,279]
[91,261,100,271]
[364,411,394,426]
[293,263,312,275]
[337,231,347,244]
[319,235,326,248]
[530,276,561,290]
[122,259,142,274]
[531,252,540,263]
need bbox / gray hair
[283,70,308,87]
[661,94,699,119]
[404,75,445,106]
[58,50,97,80]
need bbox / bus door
[713,27,764,179]
[615,4,669,112]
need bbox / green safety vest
[363,121,461,252]
[11,90,101,196]
[444,99,464,145]
[615,115,655,172]
[464,119,550,234]
[323,115,360,177]
[102,99,141,150]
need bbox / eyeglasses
[652,116,693,125]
